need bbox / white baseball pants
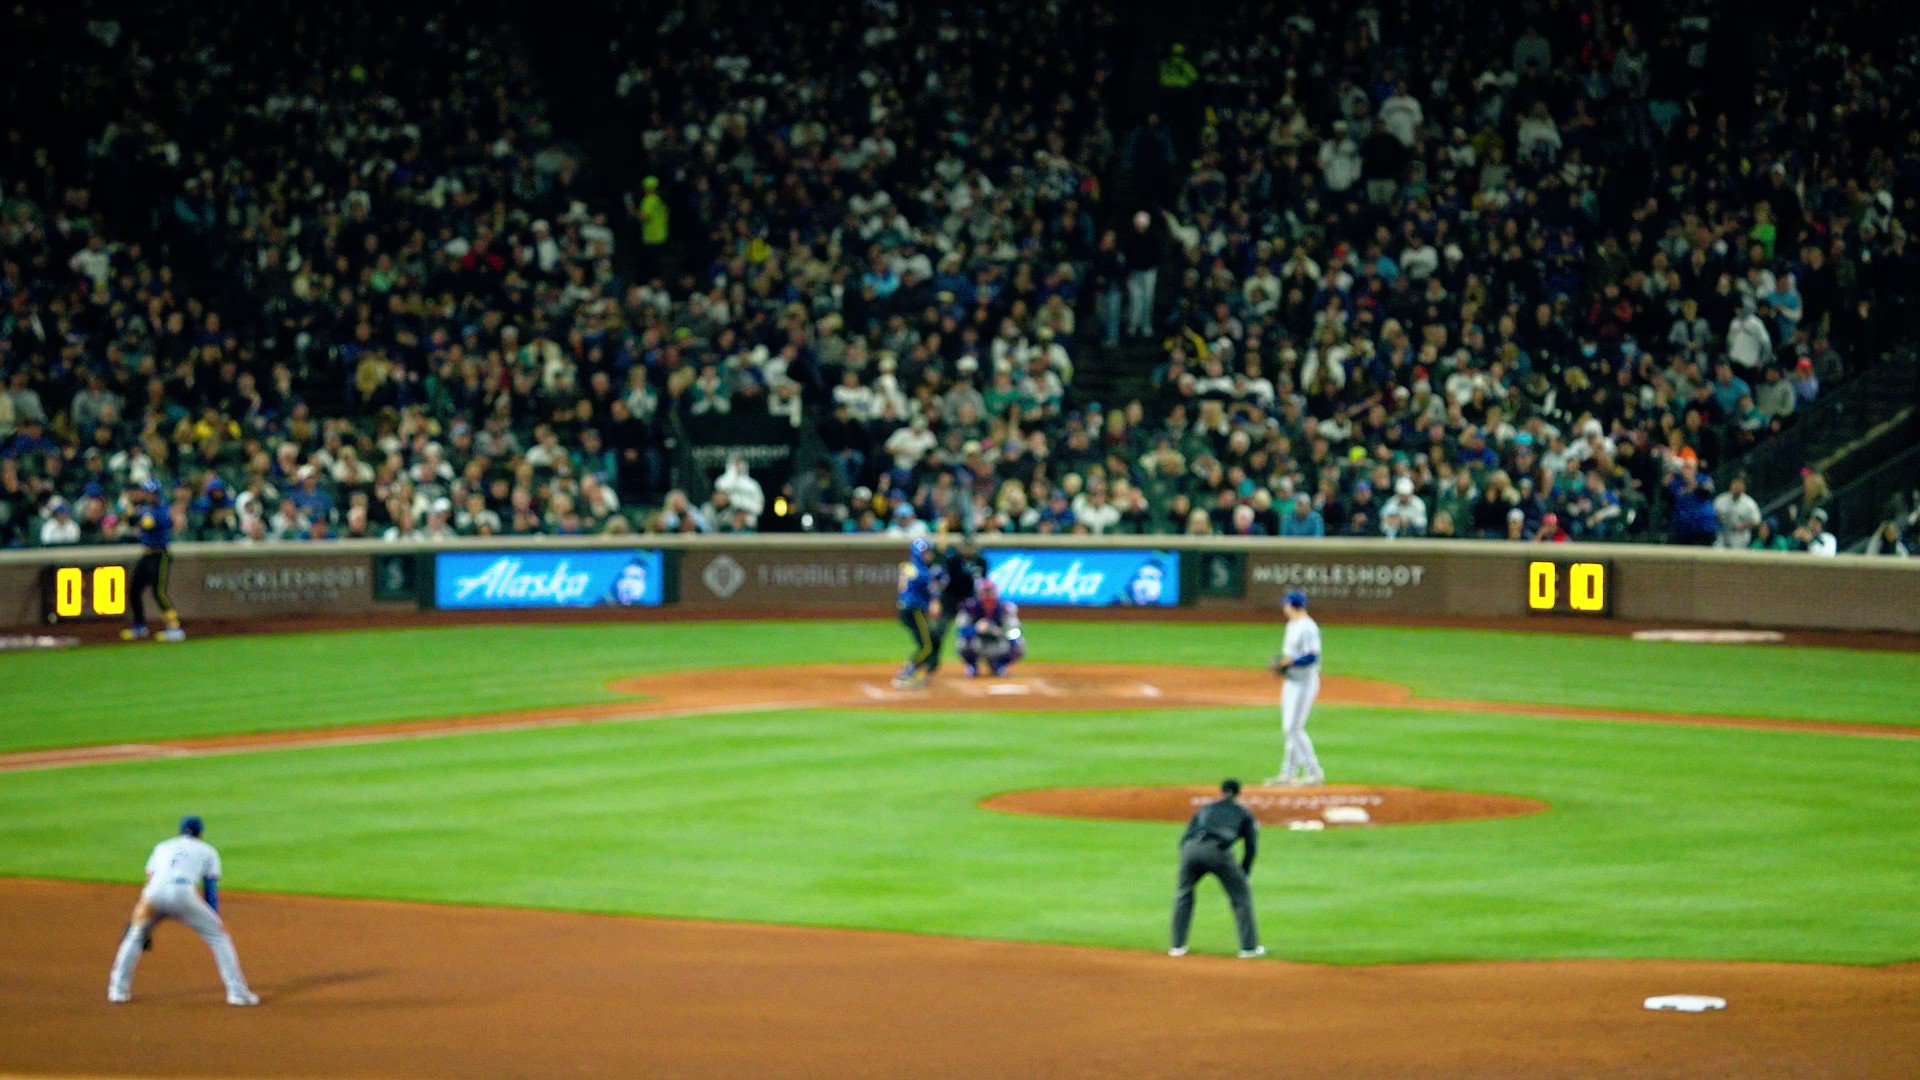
[1279,670,1322,781]
[109,885,253,1000]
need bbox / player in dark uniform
[925,539,989,676]
[122,479,186,642]
[893,538,942,689]
[1168,779,1264,958]
[955,579,1024,677]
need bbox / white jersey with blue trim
[142,836,222,897]
[1282,615,1321,679]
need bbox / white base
[1644,994,1727,1012]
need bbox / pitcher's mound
[981,784,1547,828]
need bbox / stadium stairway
[1720,349,1920,543]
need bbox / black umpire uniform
[926,542,989,674]
[1170,780,1262,955]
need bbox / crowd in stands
[3,1,1917,556]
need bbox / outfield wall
[3,536,1917,634]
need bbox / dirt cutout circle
[983,784,1548,828]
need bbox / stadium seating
[3,1,1915,555]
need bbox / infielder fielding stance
[956,579,1024,676]
[108,816,258,1005]
[1266,589,1324,786]
[1169,779,1264,958]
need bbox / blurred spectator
[1795,509,1838,556]
[39,500,81,546]
[1712,477,1762,549]
[1865,521,1911,558]
[6,0,1916,560]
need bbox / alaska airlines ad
[983,549,1180,607]
[435,550,665,609]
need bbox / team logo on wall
[702,555,747,599]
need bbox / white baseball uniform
[109,835,254,1002]
[1277,614,1323,783]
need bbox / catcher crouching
[957,580,1024,677]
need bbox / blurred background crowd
[4,0,1917,555]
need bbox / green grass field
[1,621,1915,964]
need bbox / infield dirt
[4,878,1916,1079]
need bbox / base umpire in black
[1169,778,1264,957]
[926,538,989,675]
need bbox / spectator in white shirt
[1072,488,1122,534]
[1381,478,1428,535]
[69,236,112,286]
[1726,306,1773,369]
[1379,83,1424,146]
[713,456,765,522]
[884,415,938,472]
[1712,475,1762,548]
[40,500,82,545]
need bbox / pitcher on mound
[1266,590,1323,786]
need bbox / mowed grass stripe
[0,701,1914,964]
[1,621,1916,751]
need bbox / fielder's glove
[1270,654,1291,676]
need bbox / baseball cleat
[120,626,150,641]
[1237,946,1267,959]
[108,990,130,1003]
[1262,776,1289,787]
[227,990,261,1006]
[964,663,979,677]
[990,663,1008,677]
[1167,946,1188,957]
[158,628,187,643]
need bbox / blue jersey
[135,506,172,550]
[897,560,938,611]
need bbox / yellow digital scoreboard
[1525,560,1611,616]
[41,565,129,622]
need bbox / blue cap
[909,537,932,563]
[179,816,204,837]
[140,479,163,495]
[1284,590,1309,609]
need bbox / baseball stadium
[4,0,1920,1077]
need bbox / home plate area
[858,670,1174,704]
[834,662,1286,711]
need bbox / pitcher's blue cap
[1284,590,1309,609]
[179,816,204,837]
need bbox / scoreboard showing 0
[1526,560,1611,616]
[44,565,129,621]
